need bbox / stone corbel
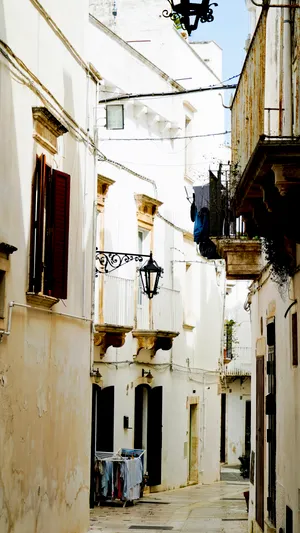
[132,329,179,357]
[272,164,300,196]
[97,175,115,213]
[94,324,133,358]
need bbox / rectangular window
[292,312,298,366]
[29,155,70,299]
[106,105,124,130]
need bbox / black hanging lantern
[162,0,218,35]
[139,252,163,299]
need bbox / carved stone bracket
[132,329,179,357]
[97,175,115,213]
[272,164,300,196]
[135,194,163,231]
[94,324,133,358]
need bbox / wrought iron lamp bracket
[95,249,150,275]
[162,0,218,35]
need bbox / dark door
[96,386,114,452]
[90,384,98,508]
[267,320,276,526]
[147,386,163,486]
[245,400,251,456]
[220,393,226,463]
[134,385,144,449]
[256,356,265,530]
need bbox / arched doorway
[134,384,163,487]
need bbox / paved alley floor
[89,476,249,533]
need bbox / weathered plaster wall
[0,1,95,531]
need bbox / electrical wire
[98,83,238,104]
[98,130,231,142]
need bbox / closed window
[29,154,70,299]
[106,105,124,130]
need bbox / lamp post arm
[95,249,151,275]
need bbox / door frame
[186,396,199,484]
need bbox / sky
[191,0,250,116]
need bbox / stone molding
[32,107,68,154]
[134,194,163,231]
[97,175,115,213]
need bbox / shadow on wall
[0,1,30,531]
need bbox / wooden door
[256,356,265,530]
[220,393,226,463]
[147,386,163,486]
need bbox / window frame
[105,104,124,130]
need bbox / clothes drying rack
[94,448,145,506]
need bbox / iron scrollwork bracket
[95,249,149,275]
[162,0,218,35]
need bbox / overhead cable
[99,130,231,142]
[98,83,238,104]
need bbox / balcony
[229,10,300,280]
[213,238,262,281]
[94,274,180,358]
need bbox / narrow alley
[89,470,248,533]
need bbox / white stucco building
[0,1,97,532]
[221,281,251,466]
[88,6,228,495]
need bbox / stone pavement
[89,476,249,533]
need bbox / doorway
[256,356,265,530]
[220,393,226,463]
[266,320,276,526]
[90,385,115,508]
[134,384,163,487]
[245,400,251,456]
[188,403,199,483]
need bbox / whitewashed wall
[90,14,227,489]
[222,281,252,466]
[0,2,95,532]
[248,268,300,533]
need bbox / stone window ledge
[26,292,59,309]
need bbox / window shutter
[29,154,46,293]
[46,170,70,299]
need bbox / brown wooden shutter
[46,170,70,299]
[29,154,46,293]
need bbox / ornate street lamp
[163,0,218,35]
[95,249,163,300]
[139,253,163,300]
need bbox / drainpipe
[282,6,293,136]
[0,301,93,342]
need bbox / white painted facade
[246,270,300,533]
[89,10,228,490]
[221,281,251,466]
[0,1,96,532]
